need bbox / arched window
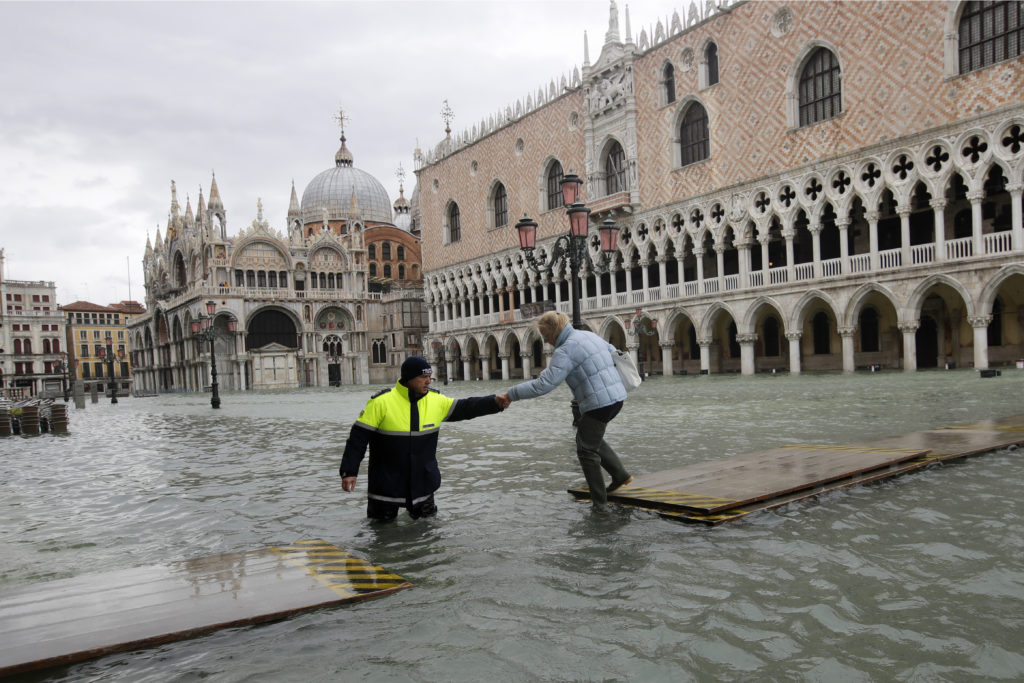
[257,271,267,288]
[799,47,842,127]
[369,263,378,277]
[368,244,376,259]
[372,339,386,364]
[397,245,405,261]
[959,1,1024,74]
[23,339,32,354]
[268,271,278,288]
[705,42,719,86]
[384,264,392,279]
[246,270,256,288]
[447,202,461,243]
[663,63,676,103]
[382,242,392,260]
[547,160,564,210]
[399,264,406,280]
[53,339,61,354]
[43,339,51,354]
[13,339,21,354]
[493,183,508,228]
[680,103,710,167]
[605,142,627,195]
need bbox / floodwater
[2,370,1024,682]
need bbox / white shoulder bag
[612,349,642,392]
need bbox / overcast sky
[1,0,688,306]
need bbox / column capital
[967,190,985,202]
[968,315,993,328]
[659,341,675,349]
[735,333,758,344]
[898,321,920,333]
[929,198,948,210]
[498,353,510,360]
[865,211,880,222]
[785,332,802,341]
[696,337,714,347]
[838,326,857,337]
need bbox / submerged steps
[569,413,1024,525]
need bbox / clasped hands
[495,393,511,410]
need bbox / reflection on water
[2,370,1023,681]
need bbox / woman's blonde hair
[536,311,570,340]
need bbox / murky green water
[3,370,1024,681]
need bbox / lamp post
[191,300,238,409]
[515,173,620,329]
[59,351,69,402]
[100,335,119,404]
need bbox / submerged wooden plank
[570,445,928,513]
[0,539,411,677]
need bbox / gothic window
[369,263,377,277]
[680,103,710,167]
[447,202,461,243]
[605,141,627,195]
[397,245,405,261]
[959,1,1023,73]
[493,182,508,228]
[799,47,842,126]
[372,339,387,364]
[399,264,406,279]
[547,160,564,210]
[368,244,376,259]
[43,339,51,354]
[705,42,719,86]
[384,264,392,279]
[257,271,267,288]
[380,242,390,260]
[246,270,256,288]
[279,271,288,288]
[663,62,676,103]
[268,271,277,288]
[235,269,244,286]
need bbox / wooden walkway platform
[569,414,1024,525]
[0,539,411,676]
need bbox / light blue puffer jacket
[507,325,627,413]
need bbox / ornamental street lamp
[59,351,69,402]
[191,300,238,409]
[98,335,122,404]
[515,173,620,329]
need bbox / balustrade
[703,279,720,294]
[794,263,815,281]
[768,267,788,285]
[723,274,739,291]
[946,236,973,260]
[985,231,1012,254]
[849,254,871,273]
[911,244,935,265]
[878,248,902,270]
[820,258,842,278]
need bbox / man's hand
[495,394,511,410]
[341,476,357,492]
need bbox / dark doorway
[328,363,341,386]
[916,315,939,368]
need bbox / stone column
[1009,184,1023,252]
[480,356,491,380]
[660,341,675,376]
[609,264,618,296]
[520,352,533,380]
[737,242,750,288]
[839,326,856,373]
[899,208,912,265]
[737,333,758,375]
[499,353,510,380]
[809,221,822,278]
[715,245,726,290]
[445,359,454,382]
[837,218,851,272]
[462,358,471,381]
[969,190,984,255]
[760,237,770,276]
[931,198,947,262]
[786,331,802,375]
[969,316,992,370]
[867,210,880,270]
[694,248,705,287]
[698,337,712,374]
[676,256,685,287]
[657,255,668,295]
[899,321,919,371]
[783,229,796,281]
[639,259,650,294]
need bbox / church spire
[287,180,300,218]
[207,171,224,212]
[605,0,621,44]
[334,105,354,167]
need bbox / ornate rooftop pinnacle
[606,0,620,44]
[334,105,354,167]
[288,180,300,217]
[208,171,224,212]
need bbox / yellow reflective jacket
[340,381,499,506]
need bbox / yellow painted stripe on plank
[939,424,1024,432]
[581,485,739,507]
[270,539,410,598]
[781,444,926,454]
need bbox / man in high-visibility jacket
[340,356,508,520]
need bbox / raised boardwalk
[569,414,1024,525]
[0,539,411,676]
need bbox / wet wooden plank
[0,540,411,677]
[571,445,929,513]
[570,413,1024,524]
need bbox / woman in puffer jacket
[500,311,633,508]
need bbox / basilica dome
[301,134,393,226]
